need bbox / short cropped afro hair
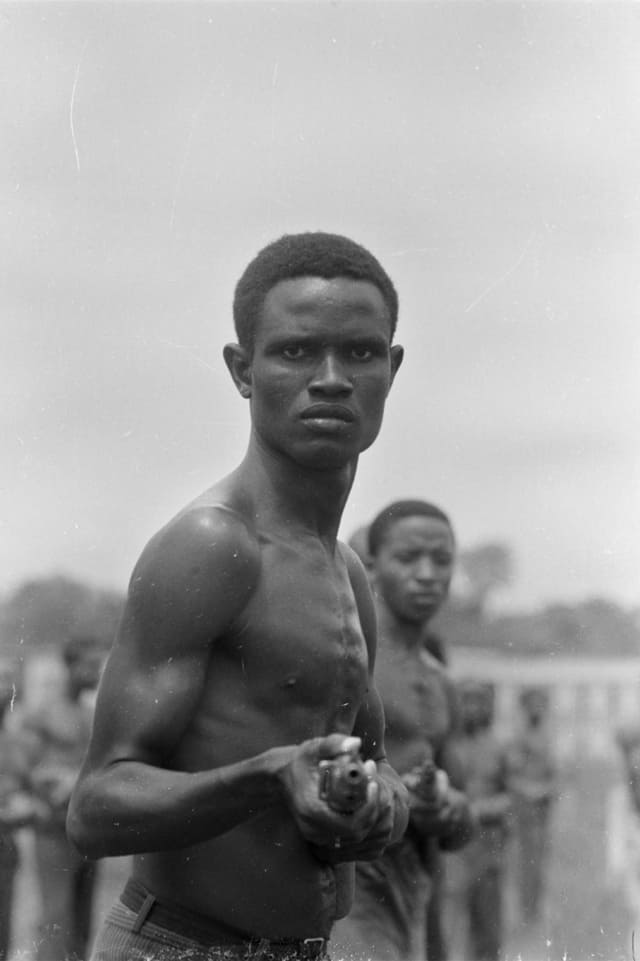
[368,500,454,557]
[233,232,399,351]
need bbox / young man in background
[442,680,511,961]
[332,500,473,961]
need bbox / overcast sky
[3,1,639,611]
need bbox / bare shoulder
[125,498,261,651]
[340,540,373,606]
[340,539,367,580]
[339,540,376,654]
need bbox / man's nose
[414,557,437,581]
[309,353,353,394]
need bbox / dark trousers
[516,806,550,922]
[467,866,502,961]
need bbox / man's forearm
[377,761,410,844]
[67,747,293,859]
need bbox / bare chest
[209,540,369,738]
[376,650,451,752]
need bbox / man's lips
[409,592,442,605]
[300,404,355,423]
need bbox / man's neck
[239,435,358,543]
[376,597,427,651]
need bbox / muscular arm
[68,507,292,859]
[345,548,409,849]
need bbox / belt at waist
[120,878,329,959]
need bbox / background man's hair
[233,231,398,350]
[62,633,100,666]
[368,499,454,557]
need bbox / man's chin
[401,602,440,624]
[289,441,361,472]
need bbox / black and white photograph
[2,3,639,959]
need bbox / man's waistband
[120,878,329,959]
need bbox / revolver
[319,752,369,814]
[404,760,448,804]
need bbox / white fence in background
[449,651,640,762]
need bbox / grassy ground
[7,757,635,961]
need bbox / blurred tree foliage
[438,594,640,658]
[434,540,640,658]
[457,541,514,615]
[0,575,124,658]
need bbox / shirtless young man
[332,501,473,961]
[67,232,409,961]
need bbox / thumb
[316,734,362,760]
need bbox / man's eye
[282,345,306,360]
[434,554,453,566]
[351,347,373,362]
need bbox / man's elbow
[66,782,109,860]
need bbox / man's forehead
[384,515,453,546]
[262,275,391,324]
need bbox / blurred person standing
[420,607,450,961]
[611,722,640,949]
[0,656,47,960]
[332,501,473,961]
[20,635,105,960]
[442,681,511,961]
[346,517,452,959]
[506,685,556,924]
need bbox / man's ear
[223,343,252,398]
[389,344,404,388]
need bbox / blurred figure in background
[20,635,105,961]
[506,685,556,925]
[616,720,640,814]
[0,656,47,960]
[612,722,640,949]
[442,680,511,961]
[419,562,450,961]
[333,501,473,961]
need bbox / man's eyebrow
[268,330,388,345]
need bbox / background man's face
[246,276,402,470]
[522,689,549,724]
[372,515,455,624]
[460,685,493,730]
